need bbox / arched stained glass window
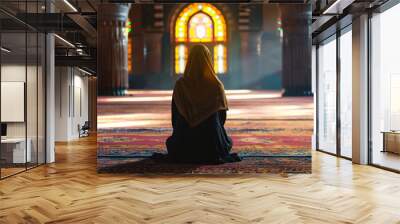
[126,20,133,74]
[174,3,227,74]
[188,13,213,42]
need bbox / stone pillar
[280,5,311,96]
[88,76,97,133]
[145,33,163,74]
[352,14,369,165]
[97,3,130,96]
[131,4,145,76]
[46,0,55,163]
[228,31,241,88]
[240,32,259,88]
[46,32,55,163]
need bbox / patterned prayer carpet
[97,90,313,174]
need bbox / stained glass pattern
[175,3,226,42]
[188,13,213,42]
[174,3,227,74]
[175,44,188,74]
[214,44,227,74]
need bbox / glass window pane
[1,30,28,177]
[340,29,352,158]
[213,44,227,74]
[202,4,226,41]
[126,20,132,74]
[371,3,400,171]
[318,37,337,154]
[26,0,40,169]
[188,13,213,43]
[175,44,187,74]
[0,0,46,179]
[27,31,38,169]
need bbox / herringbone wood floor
[1,136,400,224]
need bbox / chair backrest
[1,123,7,137]
[82,121,90,129]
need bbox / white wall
[55,67,89,141]
[71,73,89,138]
[55,66,70,141]
[1,63,46,164]
[1,65,26,130]
[1,82,25,122]
[1,65,27,142]
[1,64,26,81]
[1,65,38,138]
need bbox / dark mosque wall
[127,3,310,94]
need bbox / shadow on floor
[97,156,312,174]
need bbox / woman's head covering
[173,44,228,127]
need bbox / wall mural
[97,3,313,174]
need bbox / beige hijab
[173,44,228,127]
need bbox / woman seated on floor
[153,44,241,164]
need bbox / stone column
[46,0,55,163]
[88,76,97,133]
[97,3,130,96]
[46,31,55,163]
[145,33,163,74]
[239,32,257,87]
[352,14,369,165]
[130,5,145,76]
[280,5,311,96]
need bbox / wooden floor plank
[1,136,400,223]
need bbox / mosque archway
[174,3,228,75]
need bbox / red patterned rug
[97,90,313,174]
